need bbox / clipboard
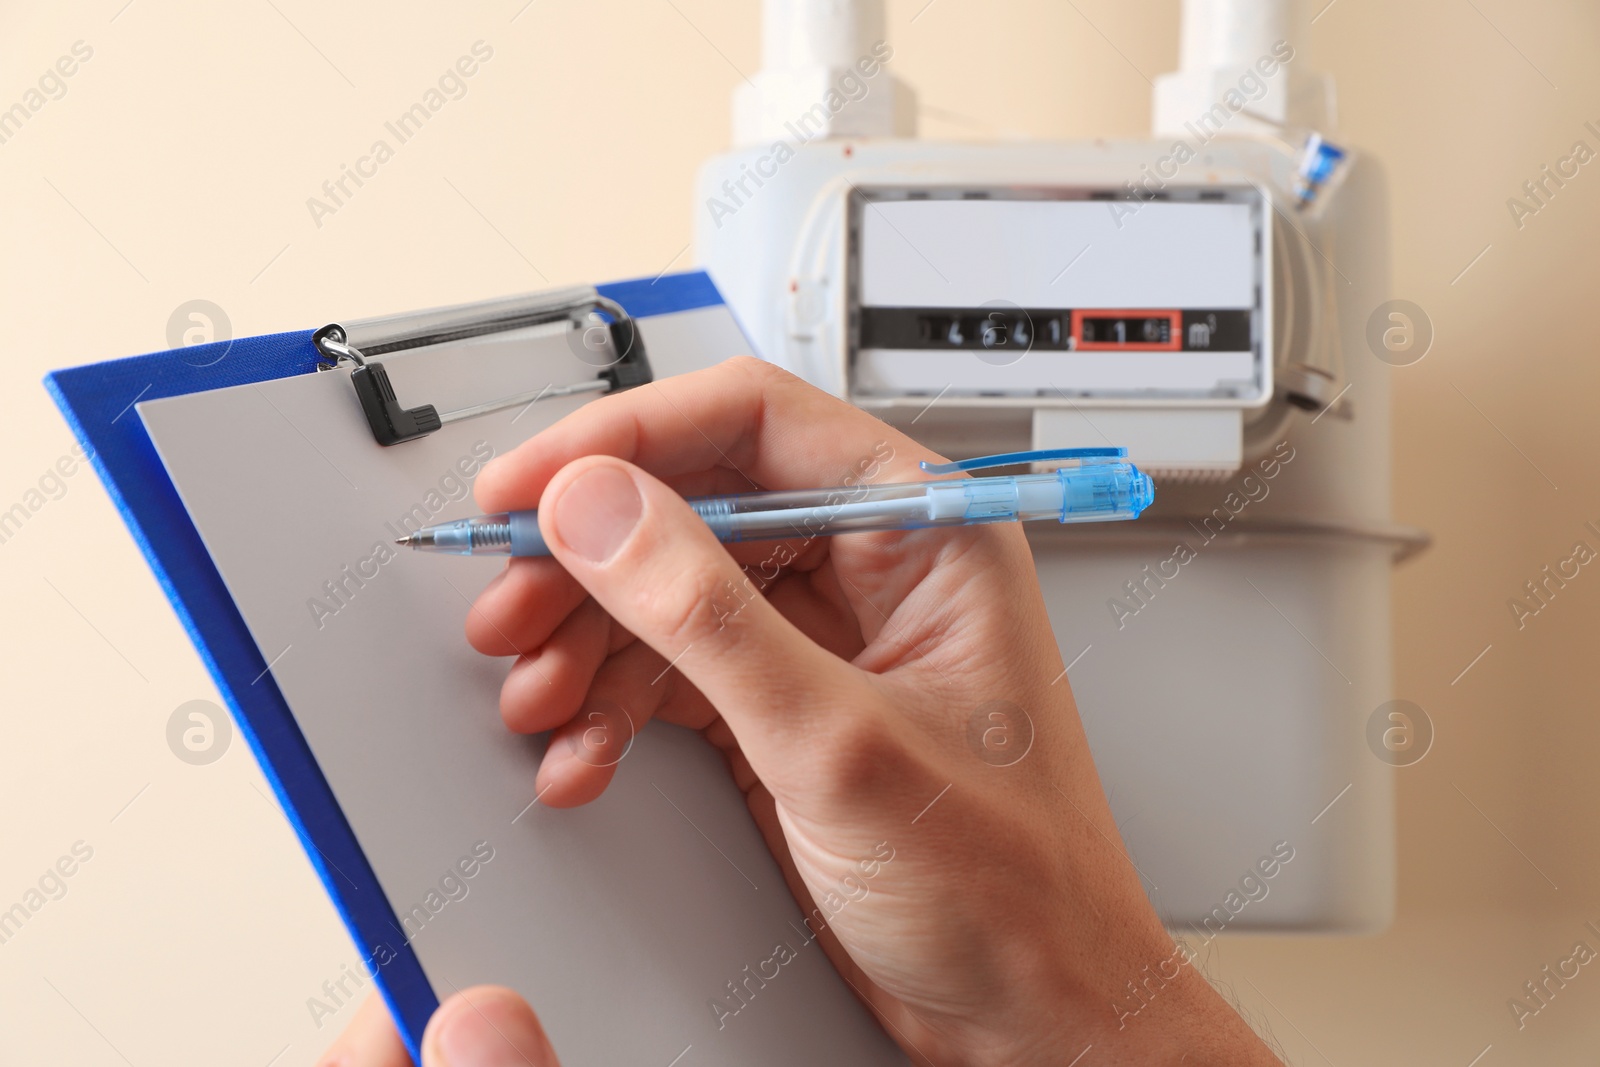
[46,271,903,1065]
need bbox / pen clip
[919,447,1127,476]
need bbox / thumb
[539,457,866,762]
[421,986,560,1067]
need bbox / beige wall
[1,0,1596,1062]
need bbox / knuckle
[640,559,743,652]
[728,353,797,391]
[726,352,774,377]
[811,712,901,800]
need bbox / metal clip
[313,288,653,446]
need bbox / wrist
[937,943,1280,1067]
[1043,964,1280,1067]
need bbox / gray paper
[139,306,903,1065]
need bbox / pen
[394,448,1154,557]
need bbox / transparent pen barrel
[690,466,1150,543]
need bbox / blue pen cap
[1129,469,1155,517]
[1052,464,1154,522]
[919,450,1153,524]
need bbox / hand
[322,357,1279,1066]
[317,987,560,1067]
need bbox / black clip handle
[351,362,443,447]
[313,324,441,447]
[599,318,653,392]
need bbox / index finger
[313,992,409,1067]
[475,356,939,512]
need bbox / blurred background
[1,0,1597,1062]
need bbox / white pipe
[761,0,885,72]
[1156,0,1329,135]
[734,0,912,145]
[1178,0,1305,73]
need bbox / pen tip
[394,534,415,547]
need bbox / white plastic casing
[695,141,1290,477]
[694,135,1398,933]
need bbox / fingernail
[553,465,641,564]
[435,993,547,1067]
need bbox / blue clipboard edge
[43,271,728,1062]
